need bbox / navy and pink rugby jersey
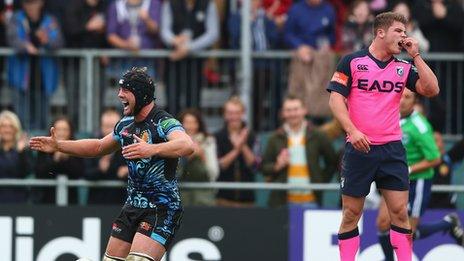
[327,49,419,144]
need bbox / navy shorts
[340,141,409,197]
[111,204,183,250]
[408,178,433,218]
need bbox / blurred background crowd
[0,0,464,208]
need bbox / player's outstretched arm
[122,130,194,159]
[30,128,120,158]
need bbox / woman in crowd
[177,108,219,206]
[0,110,30,203]
[342,0,373,53]
[34,116,84,204]
[392,1,430,52]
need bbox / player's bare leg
[382,189,410,230]
[126,232,166,261]
[103,236,131,260]
[338,195,365,261]
[376,197,393,261]
[382,189,412,261]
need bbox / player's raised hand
[400,37,419,58]
[122,134,153,159]
[350,129,371,153]
[17,133,29,152]
[29,127,59,153]
[274,148,290,171]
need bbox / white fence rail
[0,176,463,206]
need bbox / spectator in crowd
[228,0,281,130]
[228,0,278,50]
[342,0,373,53]
[43,0,66,26]
[284,0,336,54]
[63,0,109,120]
[262,0,292,30]
[0,2,10,111]
[414,0,463,135]
[0,2,8,47]
[414,0,464,52]
[34,116,84,204]
[215,96,257,207]
[85,108,128,205]
[64,0,107,48]
[161,0,219,61]
[106,0,161,78]
[262,95,337,208]
[6,0,64,129]
[326,0,348,52]
[160,0,219,114]
[0,110,30,203]
[392,1,430,52]
[285,0,337,123]
[107,0,161,51]
[369,0,388,14]
[177,108,219,206]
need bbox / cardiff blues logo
[396,66,404,76]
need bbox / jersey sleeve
[158,117,185,139]
[411,116,440,161]
[113,120,123,141]
[327,55,352,97]
[406,64,419,92]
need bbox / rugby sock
[390,224,413,261]
[414,220,452,239]
[378,230,394,261]
[338,227,360,261]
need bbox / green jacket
[261,124,338,207]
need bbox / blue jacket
[227,9,279,50]
[7,11,63,95]
[284,1,335,49]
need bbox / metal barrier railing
[1,48,463,134]
[1,176,463,206]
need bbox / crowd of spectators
[0,0,461,52]
[1,91,464,209]
[0,95,338,208]
[0,0,462,118]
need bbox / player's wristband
[408,166,412,174]
[412,53,420,59]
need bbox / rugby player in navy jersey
[30,67,194,261]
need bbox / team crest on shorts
[139,222,152,231]
[396,66,404,76]
[112,223,122,233]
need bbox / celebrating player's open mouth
[120,99,131,115]
[122,100,130,112]
[118,88,134,116]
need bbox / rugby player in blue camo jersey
[30,67,194,261]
